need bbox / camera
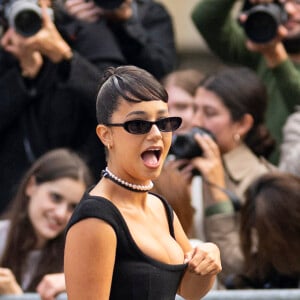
[0,0,53,37]
[240,0,288,43]
[93,0,125,10]
[170,127,215,160]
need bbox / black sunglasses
[104,117,182,134]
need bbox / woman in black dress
[64,65,222,300]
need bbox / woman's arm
[64,218,117,300]
[173,214,221,300]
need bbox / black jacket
[108,0,177,80]
[0,9,125,213]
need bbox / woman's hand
[36,273,66,300]
[0,268,23,295]
[192,134,225,184]
[189,133,228,204]
[184,242,222,276]
[165,157,195,185]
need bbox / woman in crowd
[64,65,221,300]
[0,148,93,299]
[228,172,300,289]
[181,67,276,286]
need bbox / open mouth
[141,148,162,167]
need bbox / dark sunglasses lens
[125,120,151,134]
[158,117,182,132]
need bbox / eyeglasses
[104,117,182,134]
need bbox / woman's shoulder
[224,143,273,178]
[65,193,123,235]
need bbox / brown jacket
[203,144,275,286]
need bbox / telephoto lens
[4,0,53,37]
[241,1,288,43]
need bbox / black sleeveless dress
[66,192,187,300]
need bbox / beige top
[203,144,275,286]
[0,220,42,290]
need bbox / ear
[96,124,113,148]
[237,113,254,138]
[25,176,37,197]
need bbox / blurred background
[160,0,223,72]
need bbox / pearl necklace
[101,167,154,193]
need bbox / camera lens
[171,134,203,159]
[242,3,288,43]
[14,9,41,36]
[170,127,214,159]
[245,10,278,43]
[6,0,44,37]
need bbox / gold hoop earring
[233,133,241,142]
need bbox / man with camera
[0,0,125,215]
[64,0,177,80]
[191,0,300,165]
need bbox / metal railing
[177,289,300,300]
[0,289,299,299]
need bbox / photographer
[175,67,276,287]
[191,0,300,165]
[0,0,125,214]
[64,0,177,80]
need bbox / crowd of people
[0,0,300,298]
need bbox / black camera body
[170,127,215,160]
[93,0,125,10]
[0,0,53,37]
[241,0,288,43]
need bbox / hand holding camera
[240,0,288,43]
[169,127,227,200]
[0,0,54,37]
[1,27,43,77]
[23,0,72,63]
[239,0,291,66]
[1,0,72,75]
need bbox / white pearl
[105,168,153,192]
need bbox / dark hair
[161,69,205,96]
[96,65,168,124]
[240,172,300,281]
[199,67,275,158]
[0,148,93,291]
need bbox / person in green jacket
[191,0,300,164]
